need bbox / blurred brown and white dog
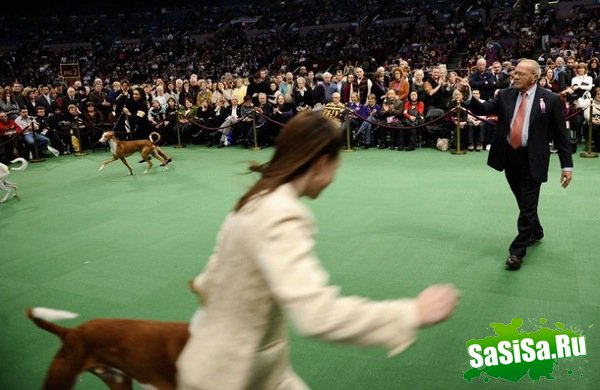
[0,157,28,203]
[98,131,171,175]
[26,307,191,390]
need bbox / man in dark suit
[491,61,510,92]
[35,84,57,113]
[469,58,495,100]
[62,87,82,111]
[459,59,573,270]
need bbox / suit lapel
[528,87,541,131]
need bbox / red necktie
[510,92,527,149]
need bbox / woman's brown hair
[234,111,343,212]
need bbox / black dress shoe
[526,234,544,246]
[160,158,172,167]
[505,255,523,270]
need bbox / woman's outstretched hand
[416,284,460,326]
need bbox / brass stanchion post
[174,112,184,148]
[73,120,87,156]
[451,105,466,155]
[580,104,598,158]
[250,110,260,150]
[343,109,355,152]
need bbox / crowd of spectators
[1,0,599,164]
[0,0,524,87]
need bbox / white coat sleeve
[256,212,421,356]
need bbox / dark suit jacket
[35,94,56,112]
[466,86,573,183]
[494,72,510,90]
[62,96,82,111]
[228,105,241,119]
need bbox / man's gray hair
[521,59,541,78]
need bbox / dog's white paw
[143,169,149,174]
[98,165,105,171]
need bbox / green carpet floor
[1,144,598,389]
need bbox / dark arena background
[1,1,599,389]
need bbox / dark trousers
[0,135,27,163]
[571,111,584,143]
[398,127,417,148]
[504,145,543,258]
[179,123,196,144]
[591,124,600,152]
[46,130,67,154]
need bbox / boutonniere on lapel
[539,98,546,114]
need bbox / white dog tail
[149,131,161,144]
[26,307,79,340]
[30,307,79,321]
[10,157,28,171]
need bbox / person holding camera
[583,87,600,152]
[563,63,594,144]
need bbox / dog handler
[177,111,459,390]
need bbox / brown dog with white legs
[98,131,171,175]
[26,307,191,390]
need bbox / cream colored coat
[177,183,420,390]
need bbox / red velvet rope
[463,102,590,124]
[185,111,252,131]
[0,133,18,146]
[345,105,457,130]
[13,101,587,146]
[256,112,288,127]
